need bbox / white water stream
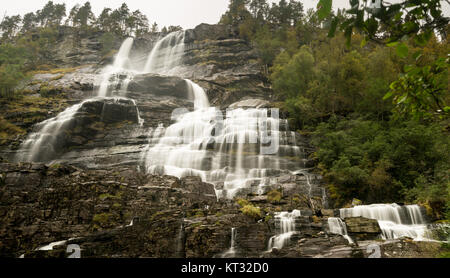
[267,210,301,250]
[340,204,432,241]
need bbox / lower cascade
[327,217,354,244]
[340,204,432,241]
[267,210,301,251]
[221,228,237,258]
[142,95,306,199]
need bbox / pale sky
[0,0,449,29]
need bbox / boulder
[345,217,382,240]
[178,176,216,197]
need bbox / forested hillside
[218,0,449,218]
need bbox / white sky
[0,0,449,29]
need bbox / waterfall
[140,31,308,199]
[221,228,237,258]
[340,204,432,241]
[327,217,354,244]
[15,97,142,163]
[142,106,302,199]
[14,101,86,162]
[15,38,143,163]
[267,210,301,251]
[98,37,135,97]
[143,31,186,74]
[176,220,186,258]
[185,79,210,109]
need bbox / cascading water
[185,79,210,109]
[221,228,237,258]
[267,210,301,250]
[143,31,186,75]
[340,204,432,241]
[143,105,303,198]
[327,217,354,244]
[141,31,309,199]
[15,97,143,162]
[15,38,142,163]
[98,37,135,97]
[14,102,86,162]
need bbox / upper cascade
[143,30,186,75]
[97,37,135,97]
[15,37,143,163]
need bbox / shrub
[267,189,282,204]
[236,198,250,207]
[240,204,262,220]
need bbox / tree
[0,43,27,98]
[66,4,80,27]
[288,0,304,26]
[35,1,65,27]
[249,0,269,22]
[21,13,38,34]
[385,55,449,120]
[150,22,159,34]
[271,45,315,99]
[127,10,149,36]
[52,3,66,26]
[167,25,183,33]
[117,3,130,33]
[36,1,55,27]
[220,0,251,27]
[96,8,112,32]
[0,15,22,42]
[76,2,95,29]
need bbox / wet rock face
[344,217,382,240]
[0,163,218,258]
[79,98,140,124]
[127,74,189,99]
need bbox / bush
[236,198,250,207]
[267,189,282,204]
[240,204,262,220]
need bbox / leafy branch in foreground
[385,55,449,120]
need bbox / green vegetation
[240,204,262,220]
[236,198,262,220]
[93,213,113,226]
[267,189,282,204]
[438,243,450,258]
[312,117,449,212]
[221,0,449,219]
